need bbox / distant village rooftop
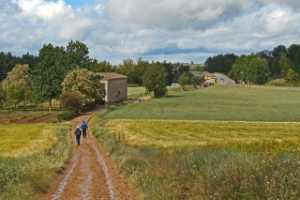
[96,72,127,81]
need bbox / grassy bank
[0,124,71,200]
[107,86,300,122]
[92,108,300,199]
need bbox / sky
[1,0,300,65]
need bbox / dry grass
[127,87,146,96]
[0,124,56,157]
[106,119,300,149]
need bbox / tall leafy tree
[31,44,65,111]
[293,49,300,74]
[229,53,270,84]
[179,74,189,90]
[280,53,291,79]
[65,40,92,70]
[288,44,300,61]
[285,68,299,84]
[143,62,167,97]
[272,45,288,58]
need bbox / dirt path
[38,107,135,200]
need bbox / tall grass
[0,124,71,200]
[92,109,300,199]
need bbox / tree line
[0,40,105,112]
[205,44,300,84]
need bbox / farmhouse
[203,73,216,85]
[96,72,128,103]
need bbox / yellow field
[106,119,300,148]
[0,124,57,157]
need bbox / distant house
[96,72,128,103]
[171,83,180,87]
[203,73,216,85]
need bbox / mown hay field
[0,124,56,157]
[106,119,300,149]
[107,85,300,122]
[0,124,71,200]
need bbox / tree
[30,44,66,112]
[272,45,288,58]
[285,68,299,84]
[60,92,82,113]
[6,85,24,109]
[271,57,281,75]
[65,40,92,70]
[205,54,238,74]
[293,49,300,74]
[2,64,30,109]
[118,58,136,84]
[92,59,114,72]
[62,67,105,101]
[280,53,291,79]
[178,65,190,73]
[191,76,198,88]
[143,62,167,98]
[179,74,189,90]
[288,44,300,61]
[229,53,270,84]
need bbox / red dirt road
[38,108,135,200]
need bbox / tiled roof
[96,72,127,80]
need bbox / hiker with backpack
[81,121,89,139]
[74,126,82,145]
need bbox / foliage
[0,124,71,199]
[205,54,238,74]
[229,53,270,84]
[268,78,288,86]
[118,58,148,85]
[95,97,105,105]
[82,101,96,111]
[178,74,189,90]
[61,67,105,100]
[57,110,76,121]
[0,93,6,109]
[285,68,299,84]
[105,86,300,122]
[162,61,174,85]
[60,92,82,113]
[280,53,292,79]
[142,62,167,98]
[191,76,198,88]
[6,85,25,109]
[0,51,39,83]
[65,40,92,70]
[92,59,115,72]
[178,65,190,73]
[196,66,202,71]
[30,44,65,112]
[293,49,300,74]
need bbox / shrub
[82,101,96,111]
[33,117,37,120]
[27,119,32,122]
[8,119,14,122]
[60,92,82,113]
[95,97,105,105]
[268,78,288,86]
[57,110,76,121]
[21,115,28,119]
[45,118,59,123]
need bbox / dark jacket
[74,128,81,137]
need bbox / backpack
[81,124,87,130]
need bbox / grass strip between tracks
[0,124,71,200]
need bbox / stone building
[203,73,216,85]
[96,72,128,103]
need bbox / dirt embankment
[38,107,135,200]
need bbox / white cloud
[1,0,300,65]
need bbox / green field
[0,124,56,157]
[127,86,146,96]
[107,86,300,122]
